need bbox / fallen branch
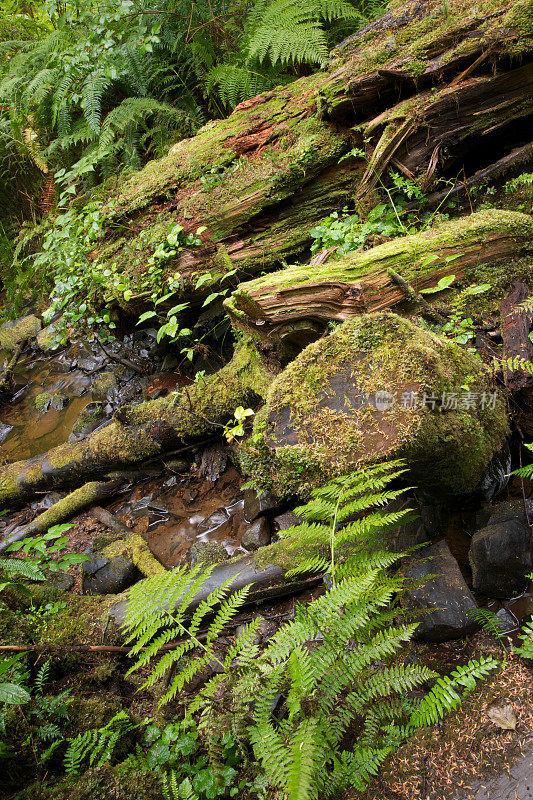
[387,268,446,324]
[0,339,26,399]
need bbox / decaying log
[90,505,131,538]
[0,477,128,554]
[226,210,533,350]
[66,0,532,311]
[500,282,533,393]
[0,341,273,508]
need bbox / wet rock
[161,353,179,371]
[479,442,512,501]
[81,554,140,595]
[0,422,13,444]
[33,391,69,413]
[402,540,478,642]
[248,313,509,499]
[461,501,492,537]
[73,347,106,372]
[242,517,271,551]
[379,495,428,553]
[198,508,231,535]
[495,607,518,633]
[273,511,302,533]
[91,371,118,400]
[244,489,281,522]
[31,491,64,511]
[187,540,229,568]
[469,515,532,598]
[418,501,444,539]
[36,323,61,352]
[0,315,41,351]
[70,402,106,441]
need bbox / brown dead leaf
[486,698,517,730]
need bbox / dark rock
[187,540,229,568]
[273,511,302,533]
[488,497,533,526]
[418,501,444,539]
[91,371,118,400]
[402,540,478,642]
[82,554,140,595]
[495,607,518,633]
[0,422,13,444]
[244,489,281,522]
[479,442,511,501]
[242,518,271,551]
[461,502,492,537]
[469,516,532,598]
[46,571,75,592]
[199,444,228,482]
[379,495,428,553]
[198,508,231,535]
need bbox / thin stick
[387,268,446,324]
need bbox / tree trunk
[226,210,533,353]
[0,342,273,509]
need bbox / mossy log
[225,210,533,351]
[0,341,273,508]
[76,0,531,309]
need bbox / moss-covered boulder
[241,312,508,498]
[0,314,41,351]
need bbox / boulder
[186,540,229,568]
[91,371,118,400]
[273,511,302,534]
[82,554,140,595]
[242,517,271,551]
[469,514,532,598]
[0,315,41,351]
[402,540,478,642]
[243,313,508,499]
[0,422,13,445]
[243,488,281,522]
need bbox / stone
[33,391,69,413]
[0,422,13,445]
[469,515,532,598]
[186,540,228,568]
[402,540,478,642]
[273,511,302,533]
[81,554,140,595]
[0,315,41,351]
[379,495,428,553]
[243,489,281,522]
[46,571,75,592]
[36,324,61,352]
[248,313,509,499]
[479,442,512,501]
[495,607,518,633]
[70,402,106,440]
[461,502,492,537]
[242,517,271,551]
[91,371,118,400]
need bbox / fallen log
[226,210,533,352]
[0,340,273,508]
[0,477,127,554]
[500,282,533,393]
[41,0,532,314]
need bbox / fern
[515,619,533,659]
[63,711,133,776]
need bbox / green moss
[72,402,104,435]
[228,210,533,316]
[0,314,41,350]
[91,371,118,400]
[245,312,508,499]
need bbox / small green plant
[0,524,87,596]
[223,406,254,443]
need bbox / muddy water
[111,465,249,568]
[0,351,93,463]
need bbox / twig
[0,339,27,397]
[94,334,143,374]
[387,268,447,324]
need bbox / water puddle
[0,351,94,462]
[111,465,249,568]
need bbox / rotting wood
[0,340,26,399]
[500,282,533,393]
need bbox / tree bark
[226,210,533,352]
[500,282,533,392]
